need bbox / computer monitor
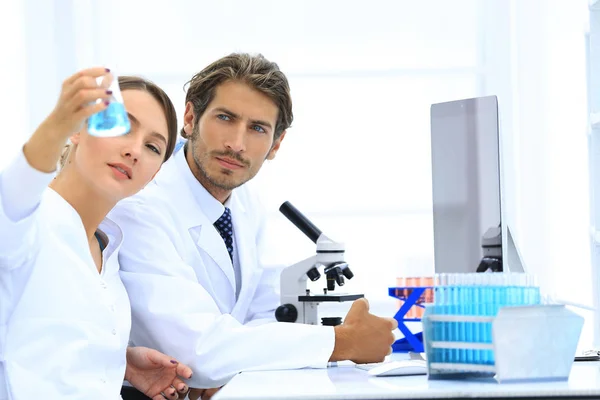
[430,95,524,274]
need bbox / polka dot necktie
[214,207,234,262]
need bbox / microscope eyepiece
[279,201,322,243]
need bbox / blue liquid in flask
[88,102,130,137]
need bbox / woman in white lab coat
[0,67,191,399]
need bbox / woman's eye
[146,144,161,155]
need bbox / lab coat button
[112,329,117,335]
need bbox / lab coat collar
[153,150,208,230]
[169,148,247,226]
[98,217,123,261]
[154,149,249,293]
[45,188,123,274]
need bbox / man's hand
[125,347,193,400]
[330,298,397,364]
[188,387,221,400]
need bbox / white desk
[213,362,600,400]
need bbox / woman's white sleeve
[0,150,55,270]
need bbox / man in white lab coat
[109,53,397,397]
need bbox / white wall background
[0,0,28,169]
[1,0,593,347]
[495,0,592,348]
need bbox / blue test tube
[435,274,448,363]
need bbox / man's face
[184,80,285,198]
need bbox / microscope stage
[298,293,364,302]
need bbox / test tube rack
[422,304,584,382]
[388,286,431,353]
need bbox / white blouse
[0,151,131,399]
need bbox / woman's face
[70,89,170,202]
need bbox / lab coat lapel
[230,192,258,312]
[192,223,236,295]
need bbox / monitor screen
[430,96,501,273]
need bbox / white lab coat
[0,151,131,400]
[109,150,334,388]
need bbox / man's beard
[190,126,252,191]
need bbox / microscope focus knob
[275,304,298,323]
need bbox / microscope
[274,201,364,326]
[476,225,503,272]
